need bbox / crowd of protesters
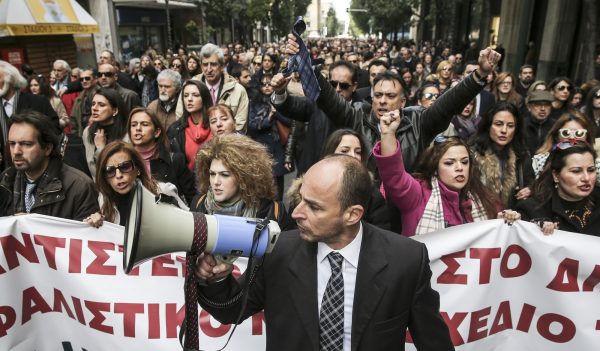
[1,32,600,236]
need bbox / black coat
[150,145,197,204]
[198,223,454,351]
[516,188,600,236]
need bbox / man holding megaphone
[194,155,454,350]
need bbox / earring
[137,171,141,176]
[554,182,558,189]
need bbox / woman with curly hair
[84,141,187,227]
[493,72,523,109]
[190,134,293,230]
[373,112,516,236]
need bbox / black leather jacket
[313,72,485,175]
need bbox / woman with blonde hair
[191,134,293,230]
[493,72,523,108]
[434,60,453,94]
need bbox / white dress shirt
[317,223,363,351]
[2,95,15,118]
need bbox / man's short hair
[229,64,245,79]
[101,50,115,64]
[53,59,71,72]
[157,69,182,91]
[520,64,534,73]
[323,155,371,211]
[372,70,406,95]
[330,60,357,83]
[0,60,27,90]
[200,43,225,65]
[368,59,390,72]
[10,110,59,158]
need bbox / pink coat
[373,141,475,236]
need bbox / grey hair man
[0,60,59,170]
[52,59,71,93]
[176,43,248,132]
[148,69,182,130]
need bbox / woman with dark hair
[583,85,600,137]
[493,72,523,109]
[548,77,574,115]
[444,99,481,141]
[190,134,293,231]
[82,88,129,180]
[167,80,213,170]
[288,128,390,230]
[373,113,515,236]
[84,141,187,227]
[140,65,159,108]
[247,73,291,200]
[187,54,201,77]
[470,101,535,207]
[27,74,69,129]
[569,87,584,110]
[128,107,197,204]
[169,56,190,81]
[516,141,600,235]
[400,68,418,105]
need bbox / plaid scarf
[414,177,488,235]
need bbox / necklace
[564,198,593,230]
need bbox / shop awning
[113,0,197,9]
[0,0,99,37]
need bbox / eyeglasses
[330,80,352,90]
[104,160,135,178]
[556,85,572,92]
[79,76,93,82]
[423,92,440,100]
[500,80,513,85]
[253,61,261,65]
[441,67,452,71]
[594,92,600,99]
[171,64,181,68]
[98,72,114,78]
[558,128,587,139]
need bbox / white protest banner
[0,214,265,351]
[1,215,599,350]
[407,219,600,351]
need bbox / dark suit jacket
[356,86,372,105]
[199,223,454,351]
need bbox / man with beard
[0,111,98,219]
[515,64,535,98]
[147,69,181,131]
[0,60,59,171]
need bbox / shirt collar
[206,77,222,91]
[317,222,363,269]
[2,94,16,106]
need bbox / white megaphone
[123,180,281,273]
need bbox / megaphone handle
[215,254,238,265]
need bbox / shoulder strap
[272,200,280,221]
[195,194,207,210]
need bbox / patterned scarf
[415,177,488,235]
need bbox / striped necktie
[319,252,344,351]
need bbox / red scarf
[185,116,212,170]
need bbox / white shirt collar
[317,222,363,269]
[2,94,16,106]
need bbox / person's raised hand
[379,109,402,135]
[286,34,300,56]
[477,47,502,75]
[270,73,292,95]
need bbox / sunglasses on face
[556,85,572,92]
[98,72,114,78]
[171,64,181,68]
[423,92,440,100]
[558,128,587,139]
[594,92,600,99]
[80,76,93,82]
[330,80,352,90]
[104,160,135,178]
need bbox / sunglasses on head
[330,80,352,90]
[433,134,459,144]
[556,85,572,92]
[104,160,135,178]
[80,76,93,82]
[423,92,439,100]
[98,72,114,78]
[558,128,587,139]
